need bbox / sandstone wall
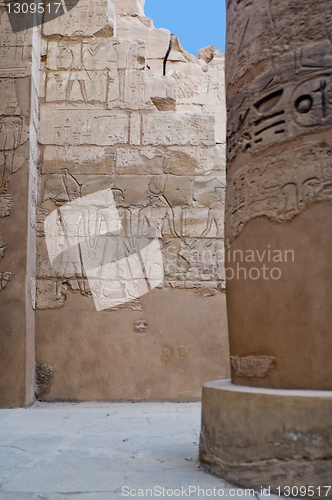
[0,0,228,404]
[0,3,39,406]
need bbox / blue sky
[144,0,226,57]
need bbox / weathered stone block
[200,381,332,496]
[43,0,115,37]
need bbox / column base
[199,380,332,497]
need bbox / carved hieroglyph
[226,35,332,241]
[225,0,332,88]
[226,140,332,242]
[223,0,332,392]
[0,9,33,78]
[200,1,332,488]
[43,0,115,37]
[37,0,226,309]
[44,189,163,311]
[0,5,39,305]
[0,271,10,291]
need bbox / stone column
[0,6,39,407]
[200,0,332,492]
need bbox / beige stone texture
[200,380,332,496]
[112,0,145,17]
[42,146,115,175]
[226,204,332,390]
[200,0,332,491]
[0,0,228,405]
[34,0,228,402]
[166,41,226,145]
[116,23,170,77]
[0,160,36,407]
[225,0,332,89]
[43,0,115,37]
[0,17,39,406]
[223,0,332,390]
[0,9,33,78]
[36,289,229,401]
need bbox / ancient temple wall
[34,0,229,401]
[0,5,40,406]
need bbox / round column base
[199,380,332,497]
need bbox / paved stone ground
[0,402,281,500]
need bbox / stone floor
[0,402,281,500]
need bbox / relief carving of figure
[201,201,224,239]
[138,194,178,239]
[113,42,131,102]
[52,207,86,298]
[64,37,95,101]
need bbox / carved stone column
[200,0,332,491]
[0,6,39,407]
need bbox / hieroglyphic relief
[0,193,14,217]
[226,140,332,242]
[44,35,174,111]
[0,79,20,115]
[43,0,115,37]
[42,171,81,205]
[226,37,332,241]
[163,239,224,289]
[109,40,148,109]
[114,146,222,177]
[36,0,226,309]
[38,151,226,304]
[46,39,110,103]
[42,146,116,175]
[37,179,226,307]
[39,107,129,146]
[0,74,23,296]
[115,147,165,175]
[227,40,332,161]
[142,114,215,146]
[0,3,40,305]
[43,188,164,311]
[0,271,11,292]
[225,0,332,87]
[0,9,32,78]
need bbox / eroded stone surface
[225,0,332,89]
[0,271,11,292]
[0,0,229,404]
[226,17,332,240]
[230,356,275,379]
[35,362,55,399]
[0,1,40,407]
[43,0,115,37]
[200,381,332,496]
[226,139,332,242]
[37,0,226,309]
[223,0,332,394]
